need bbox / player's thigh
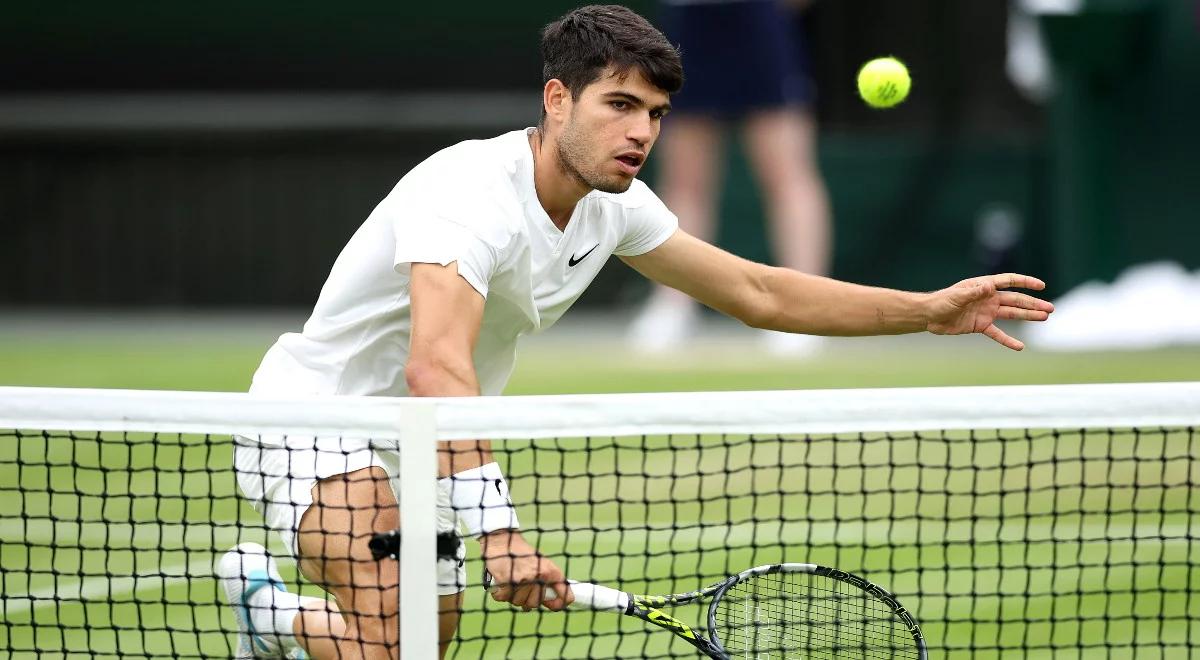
[234,435,389,555]
[296,466,399,611]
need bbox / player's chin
[591,173,635,194]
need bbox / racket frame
[621,584,728,658]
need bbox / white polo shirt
[250,128,678,397]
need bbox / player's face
[556,67,671,194]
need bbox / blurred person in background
[628,0,833,355]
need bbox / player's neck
[529,128,589,231]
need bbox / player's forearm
[751,267,933,336]
[438,439,495,478]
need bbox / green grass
[1,329,1198,658]
[3,334,1200,393]
[3,429,1196,658]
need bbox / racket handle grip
[484,571,628,612]
[548,581,628,612]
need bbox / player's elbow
[731,271,781,330]
[405,351,477,396]
[737,307,771,330]
[737,302,780,331]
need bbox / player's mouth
[614,152,644,176]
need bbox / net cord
[1,382,1198,441]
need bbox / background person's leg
[742,106,833,355]
[742,107,832,280]
[628,115,724,351]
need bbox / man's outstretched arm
[621,230,1053,350]
[407,262,573,611]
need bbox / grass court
[2,320,1198,658]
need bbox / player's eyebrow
[603,91,672,115]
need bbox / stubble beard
[556,119,634,195]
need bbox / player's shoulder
[414,130,529,181]
[377,130,528,246]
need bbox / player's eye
[610,101,628,111]
[650,109,665,120]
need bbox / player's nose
[627,116,653,145]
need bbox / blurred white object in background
[1007,0,1087,103]
[627,294,700,353]
[1007,3,1054,102]
[1018,0,1082,14]
[1027,262,1200,351]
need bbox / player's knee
[298,549,399,623]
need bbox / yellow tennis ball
[857,57,911,109]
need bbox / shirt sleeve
[613,185,679,257]
[391,212,501,298]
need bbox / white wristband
[443,462,520,537]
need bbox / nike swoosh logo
[568,244,599,267]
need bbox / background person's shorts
[234,434,467,596]
[661,0,815,117]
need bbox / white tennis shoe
[217,542,296,659]
[627,294,699,353]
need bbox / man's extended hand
[926,273,1054,351]
[480,530,575,611]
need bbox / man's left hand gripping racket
[490,563,927,659]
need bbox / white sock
[246,583,302,651]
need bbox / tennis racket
[489,563,927,659]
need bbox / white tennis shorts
[233,434,466,596]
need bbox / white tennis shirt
[250,128,678,397]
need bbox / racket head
[707,563,927,660]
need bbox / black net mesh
[1,427,1196,658]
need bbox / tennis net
[1,383,1198,658]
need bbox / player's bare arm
[408,262,573,612]
[407,262,486,405]
[622,230,1054,350]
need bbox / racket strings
[714,572,919,659]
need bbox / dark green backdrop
[1,1,1195,306]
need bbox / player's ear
[543,79,571,125]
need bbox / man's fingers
[539,567,574,610]
[560,581,575,607]
[490,579,542,609]
[983,324,1024,350]
[515,583,544,611]
[998,306,1051,322]
[485,550,573,611]
[489,584,513,603]
[990,273,1046,291]
[998,291,1055,312]
[540,581,574,611]
[495,579,573,611]
[953,281,993,305]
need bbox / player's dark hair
[540,5,683,120]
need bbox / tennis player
[218,5,1054,659]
